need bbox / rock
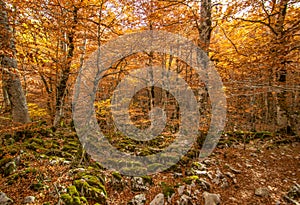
[0,192,13,205]
[178,185,185,195]
[193,170,208,176]
[129,194,146,205]
[203,192,221,205]
[178,194,193,205]
[132,177,148,191]
[226,164,242,174]
[203,159,212,166]
[221,178,229,189]
[212,169,224,185]
[198,179,211,191]
[23,196,35,204]
[255,187,269,197]
[225,172,236,184]
[150,193,164,205]
[4,161,16,176]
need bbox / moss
[61,193,73,205]
[30,181,44,191]
[112,171,122,181]
[161,182,175,198]
[141,176,153,185]
[0,157,12,167]
[68,185,79,197]
[183,175,199,185]
[25,167,37,174]
[62,145,78,152]
[8,148,18,155]
[7,173,20,185]
[72,197,82,205]
[74,178,107,202]
[5,138,15,146]
[28,138,45,145]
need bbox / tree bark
[53,5,78,127]
[0,0,30,124]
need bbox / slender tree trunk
[0,0,30,124]
[53,5,78,127]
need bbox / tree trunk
[270,0,290,132]
[198,0,212,53]
[53,6,78,127]
[0,0,30,124]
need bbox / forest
[0,0,299,204]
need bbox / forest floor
[0,123,299,205]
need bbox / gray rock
[23,196,35,204]
[178,194,193,205]
[129,194,146,205]
[0,192,13,205]
[220,178,229,189]
[150,193,164,205]
[193,170,208,176]
[225,172,236,184]
[255,187,269,197]
[178,185,185,195]
[203,192,221,205]
[132,177,148,191]
[212,169,224,185]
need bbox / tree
[0,0,30,124]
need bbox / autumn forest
[0,0,300,204]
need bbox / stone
[221,178,229,189]
[203,192,221,205]
[193,170,208,176]
[178,194,193,205]
[255,187,269,197]
[132,177,148,191]
[0,192,13,205]
[178,185,185,195]
[23,196,35,204]
[129,194,146,205]
[4,161,16,176]
[226,164,242,174]
[198,179,211,191]
[150,193,164,205]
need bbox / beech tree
[0,0,30,124]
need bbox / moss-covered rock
[161,182,175,198]
[30,181,45,191]
[68,185,79,197]
[112,171,122,181]
[61,193,73,205]
[183,175,199,185]
[3,161,16,176]
[61,186,89,205]
[74,176,106,203]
